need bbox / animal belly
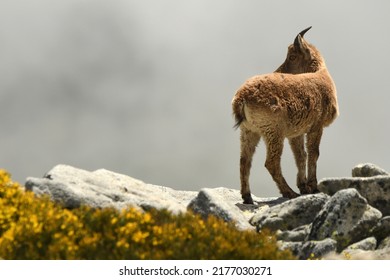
[244,105,314,137]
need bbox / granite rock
[23,163,390,260]
[318,176,390,215]
[352,163,389,177]
[309,189,382,251]
[249,193,329,231]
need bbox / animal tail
[232,96,246,129]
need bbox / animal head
[275,26,325,74]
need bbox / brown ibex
[232,27,338,204]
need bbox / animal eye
[289,55,296,61]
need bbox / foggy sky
[1,0,389,197]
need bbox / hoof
[299,188,312,194]
[298,184,311,195]
[307,183,320,194]
[310,188,320,194]
[242,193,254,204]
[299,189,311,195]
[307,181,319,194]
[282,191,300,199]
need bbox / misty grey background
[1,0,389,197]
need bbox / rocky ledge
[25,163,390,260]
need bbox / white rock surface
[25,164,197,214]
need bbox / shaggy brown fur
[232,27,338,204]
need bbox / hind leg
[306,128,323,193]
[265,132,299,199]
[289,135,309,194]
[239,127,261,204]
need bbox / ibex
[232,27,338,204]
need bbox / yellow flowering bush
[0,169,294,260]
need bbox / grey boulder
[279,238,337,260]
[352,163,389,177]
[318,176,390,216]
[371,216,390,242]
[309,189,382,251]
[276,225,310,242]
[249,193,329,231]
[187,187,281,230]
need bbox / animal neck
[309,59,327,72]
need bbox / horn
[294,26,312,49]
[299,26,312,37]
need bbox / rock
[187,187,281,230]
[346,247,390,260]
[25,164,197,214]
[325,247,390,260]
[276,224,310,242]
[343,237,377,251]
[318,176,390,215]
[352,163,389,177]
[249,193,329,231]
[309,189,382,251]
[188,187,251,230]
[300,239,338,260]
[277,241,302,257]
[279,238,337,260]
[372,216,390,242]
[22,163,390,259]
[378,236,390,249]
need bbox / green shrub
[0,169,294,260]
